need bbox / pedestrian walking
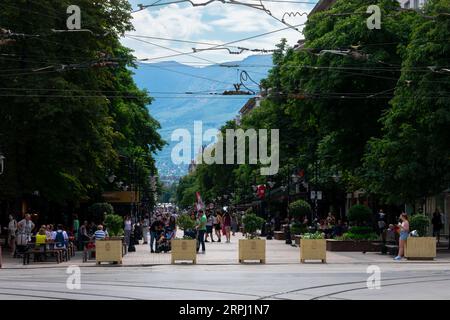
[377,209,386,236]
[394,212,409,261]
[214,211,222,243]
[124,215,132,246]
[7,215,17,257]
[143,215,149,244]
[205,211,214,242]
[73,214,80,249]
[196,210,207,254]
[231,213,238,236]
[432,209,443,245]
[223,211,231,243]
[149,218,162,253]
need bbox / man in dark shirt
[149,218,163,253]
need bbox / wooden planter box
[273,231,285,240]
[300,239,326,263]
[239,239,266,264]
[294,235,301,245]
[326,239,381,252]
[96,239,123,265]
[171,239,197,264]
[405,237,436,260]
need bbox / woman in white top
[124,216,132,246]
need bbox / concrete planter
[326,239,381,252]
[405,237,436,260]
[300,239,326,263]
[171,239,197,264]
[239,239,266,264]
[96,239,123,265]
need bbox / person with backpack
[52,224,69,249]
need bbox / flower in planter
[301,232,325,239]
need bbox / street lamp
[0,152,5,175]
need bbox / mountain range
[132,54,273,181]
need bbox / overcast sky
[123,0,318,65]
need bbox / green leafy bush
[291,222,308,235]
[341,232,378,240]
[301,232,324,239]
[89,202,114,223]
[289,200,312,219]
[104,214,123,237]
[410,214,430,237]
[176,214,196,231]
[347,226,374,235]
[347,205,372,225]
[242,213,265,239]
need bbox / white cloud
[122,1,314,65]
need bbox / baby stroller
[156,227,175,253]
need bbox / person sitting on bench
[53,224,68,249]
[381,224,398,255]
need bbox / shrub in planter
[405,214,435,260]
[242,213,265,239]
[97,213,124,265]
[176,214,196,239]
[291,222,308,235]
[347,205,372,225]
[240,213,266,263]
[347,226,373,235]
[104,214,124,237]
[300,232,326,263]
[340,232,378,241]
[289,200,312,220]
[409,214,430,237]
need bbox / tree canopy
[0,0,164,207]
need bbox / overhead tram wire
[125,35,221,65]
[125,35,240,86]
[133,0,305,33]
[134,0,317,8]
[125,22,306,63]
[137,63,236,86]
[124,34,277,53]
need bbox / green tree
[363,0,450,203]
[0,0,164,211]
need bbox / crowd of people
[1,205,446,262]
[2,214,78,257]
[142,208,240,254]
